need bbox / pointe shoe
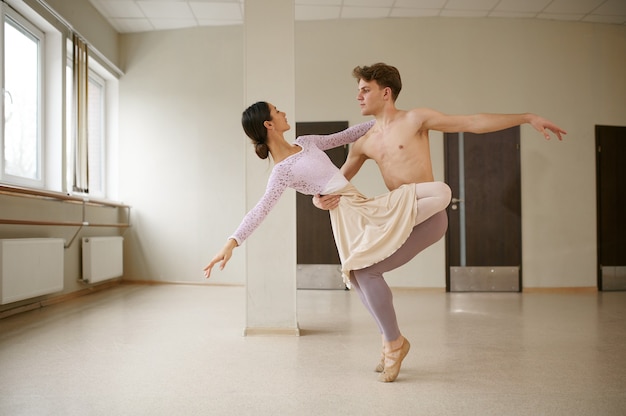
[375,351,384,373]
[378,337,410,383]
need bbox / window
[1,2,118,199]
[87,73,105,196]
[66,44,111,198]
[1,9,44,187]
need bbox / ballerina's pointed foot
[378,337,410,383]
[375,351,385,373]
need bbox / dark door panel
[295,121,348,289]
[596,125,626,291]
[445,128,522,292]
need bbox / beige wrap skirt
[328,182,418,286]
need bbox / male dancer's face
[356,79,387,116]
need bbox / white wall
[39,0,120,68]
[119,26,246,284]
[118,18,626,289]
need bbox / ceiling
[88,0,626,33]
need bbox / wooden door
[596,125,626,291]
[295,121,348,289]
[444,128,522,292]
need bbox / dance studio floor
[1,283,625,415]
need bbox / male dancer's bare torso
[342,109,436,190]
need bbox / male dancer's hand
[529,114,567,141]
[313,194,341,210]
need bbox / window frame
[0,6,45,188]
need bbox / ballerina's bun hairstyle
[242,101,271,160]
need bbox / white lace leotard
[230,120,375,245]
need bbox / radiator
[82,236,124,283]
[0,238,65,305]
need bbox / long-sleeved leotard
[230,120,375,245]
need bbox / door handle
[450,197,464,211]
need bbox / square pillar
[243,0,298,336]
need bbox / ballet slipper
[375,351,385,373]
[378,337,410,383]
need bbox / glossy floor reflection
[1,283,625,415]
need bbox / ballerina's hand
[203,252,229,279]
[204,241,236,278]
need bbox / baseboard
[522,286,597,293]
[0,278,122,320]
[243,326,301,337]
[237,285,597,294]
[393,287,447,292]
[123,279,244,287]
[393,286,598,293]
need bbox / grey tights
[350,210,448,342]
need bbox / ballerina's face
[266,103,290,132]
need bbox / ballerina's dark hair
[241,101,271,160]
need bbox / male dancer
[314,63,566,382]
